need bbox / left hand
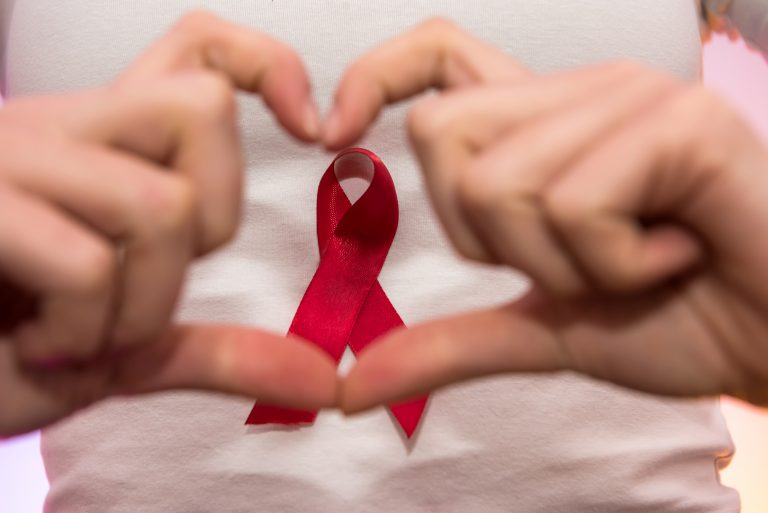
[0,11,335,437]
[333,46,768,411]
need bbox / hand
[322,18,530,150]
[338,50,768,410]
[0,11,334,437]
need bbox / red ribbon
[246,148,428,438]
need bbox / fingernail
[323,109,341,147]
[303,103,321,140]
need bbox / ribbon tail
[390,396,429,438]
[348,281,429,438]
[246,404,317,425]
[245,149,426,436]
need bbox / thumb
[113,324,340,410]
[340,292,566,414]
[0,324,339,437]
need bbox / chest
[3,0,702,98]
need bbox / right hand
[0,11,336,438]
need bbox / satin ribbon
[246,148,428,438]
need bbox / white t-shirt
[0,1,749,511]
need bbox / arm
[703,0,768,56]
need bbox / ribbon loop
[246,148,428,438]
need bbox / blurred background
[1,32,768,513]
[702,33,768,513]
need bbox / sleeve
[704,0,768,56]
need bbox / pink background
[1,33,768,513]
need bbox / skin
[0,11,336,437]
[327,19,768,413]
[2,13,768,436]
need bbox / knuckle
[674,87,727,131]
[341,58,376,90]
[659,86,740,168]
[150,177,196,233]
[589,252,635,291]
[406,97,447,146]
[180,72,237,122]
[598,265,645,293]
[0,123,44,171]
[196,209,240,257]
[543,192,643,293]
[415,17,462,57]
[175,9,219,36]
[135,175,196,237]
[418,16,459,37]
[406,107,428,145]
[543,187,589,229]
[70,239,117,295]
[456,160,516,217]
[683,86,723,113]
[452,238,487,262]
[269,42,302,69]
[208,209,240,251]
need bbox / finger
[456,65,683,294]
[4,131,194,350]
[0,183,116,365]
[110,325,340,410]
[324,17,531,149]
[342,286,732,414]
[406,61,645,264]
[117,10,319,141]
[53,74,245,254]
[341,294,566,414]
[0,326,339,437]
[542,87,750,293]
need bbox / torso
[1,1,739,511]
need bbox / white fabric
[0,1,745,511]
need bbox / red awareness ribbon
[246,148,428,438]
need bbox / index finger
[324,17,531,149]
[116,10,320,141]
